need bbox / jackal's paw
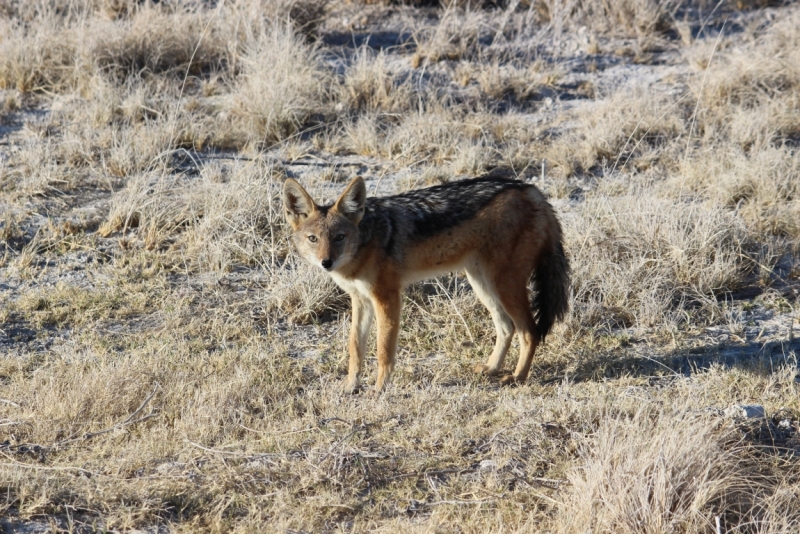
[474,364,501,376]
[499,373,520,387]
[343,382,363,395]
[365,388,383,399]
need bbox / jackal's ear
[334,176,366,225]
[283,178,316,230]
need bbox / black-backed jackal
[283,175,570,395]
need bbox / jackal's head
[283,177,366,272]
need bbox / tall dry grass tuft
[264,256,344,323]
[411,6,488,66]
[181,160,286,273]
[673,9,800,238]
[469,60,562,102]
[566,195,749,328]
[673,146,800,238]
[544,89,685,178]
[231,22,327,146]
[1,3,230,92]
[687,9,800,154]
[97,159,343,319]
[534,0,678,37]
[98,171,194,246]
[0,16,84,92]
[0,1,329,95]
[382,105,496,169]
[98,159,282,262]
[339,46,413,113]
[92,7,230,82]
[557,406,755,534]
[694,11,800,113]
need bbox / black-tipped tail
[533,240,570,342]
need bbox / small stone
[777,418,792,430]
[724,404,766,419]
[479,460,497,470]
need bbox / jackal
[283,175,570,394]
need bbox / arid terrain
[1,0,799,532]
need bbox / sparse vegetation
[1,0,799,532]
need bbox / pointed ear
[334,176,367,224]
[283,178,317,230]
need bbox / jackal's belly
[400,233,480,285]
[400,259,472,285]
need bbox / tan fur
[283,176,568,395]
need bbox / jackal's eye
[308,235,317,243]
[334,233,345,242]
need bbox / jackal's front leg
[345,294,374,394]
[371,289,401,395]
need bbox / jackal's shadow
[537,338,800,385]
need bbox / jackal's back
[360,177,530,257]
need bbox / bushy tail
[532,240,570,343]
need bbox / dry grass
[566,195,750,330]
[340,46,414,113]
[558,403,756,533]
[1,0,799,531]
[232,22,328,146]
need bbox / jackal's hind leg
[465,267,515,377]
[493,270,539,387]
[508,328,539,385]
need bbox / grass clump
[232,22,327,146]
[558,405,757,534]
[567,195,750,329]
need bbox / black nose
[321,259,333,270]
